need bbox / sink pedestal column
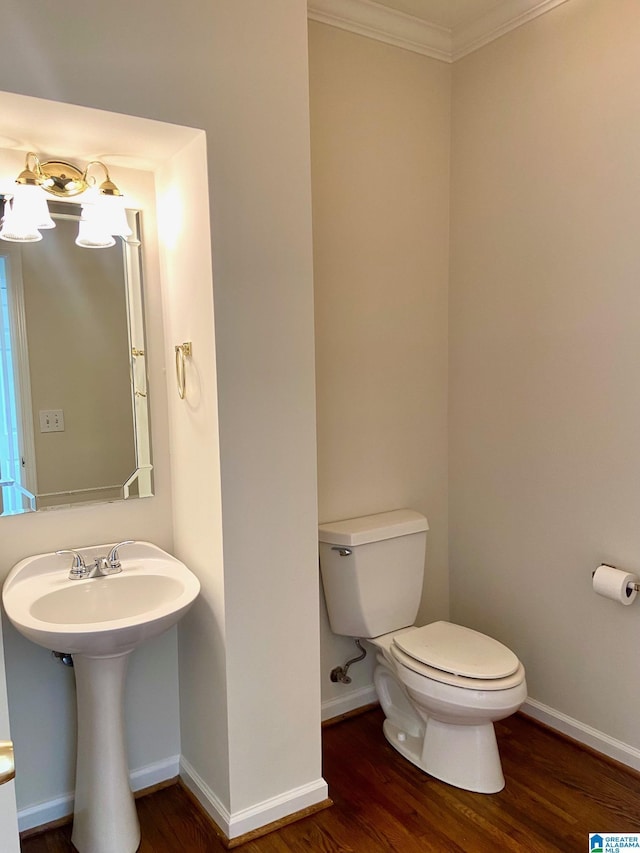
[71,651,140,853]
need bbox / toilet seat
[389,622,525,692]
[391,644,526,691]
[394,621,519,678]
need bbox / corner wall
[155,132,230,808]
[449,0,640,754]
[309,22,451,714]
[210,4,325,826]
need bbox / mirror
[0,198,152,515]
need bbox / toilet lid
[391,644,526,691]
[392,621,519,680]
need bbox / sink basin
[2,541,200,656]
[2,540,200,853]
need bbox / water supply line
[330,639,367,683]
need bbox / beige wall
[309,22,450,709]
[450,0,640,747]
[312,1,640,759]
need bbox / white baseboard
[523,698,640,772]
[321,684,378,721]
[21,697,638,836]
[178,756,230,835]
[17,754,180,833]
[180,756,328,840]
[18,792,74,834]
[130,753,181,791]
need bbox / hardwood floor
[21,708,640,852]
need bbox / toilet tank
[318,509,428,639]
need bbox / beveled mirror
[0,198,152,515]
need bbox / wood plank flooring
[21,708,640,852]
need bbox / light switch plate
[39,409,65,433]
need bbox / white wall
[208,4,324,822]
[0,0,324,839]
[450,0,640,752]
[0,133,178,824]
[155,133,230,808]
[0,616,19,853]
[309,22,450,714]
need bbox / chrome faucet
[57,541,135,580]
[106,540,134,570]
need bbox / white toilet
[319,509,527,794]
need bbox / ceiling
[372,0,513,31]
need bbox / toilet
[318,509,527,794]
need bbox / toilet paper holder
[592,564,640,593]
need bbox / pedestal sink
[2,541,200,853]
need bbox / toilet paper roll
[593,564,638,605]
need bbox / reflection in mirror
[0,199,152,515]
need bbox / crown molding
[307,0,573,62]
[452,0,571,60]
[307,0,451,62]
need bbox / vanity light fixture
[0,152,132,248]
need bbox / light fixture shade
[75,204,116,249]
[12,183,55,229]
[96,193,133,238]
[0,197,43,243]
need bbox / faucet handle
[56,549,87,578]
[106,540,135,569]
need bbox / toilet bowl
[318,509,527,793]
[371,622,527,793]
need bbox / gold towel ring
[175,342,192,400]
